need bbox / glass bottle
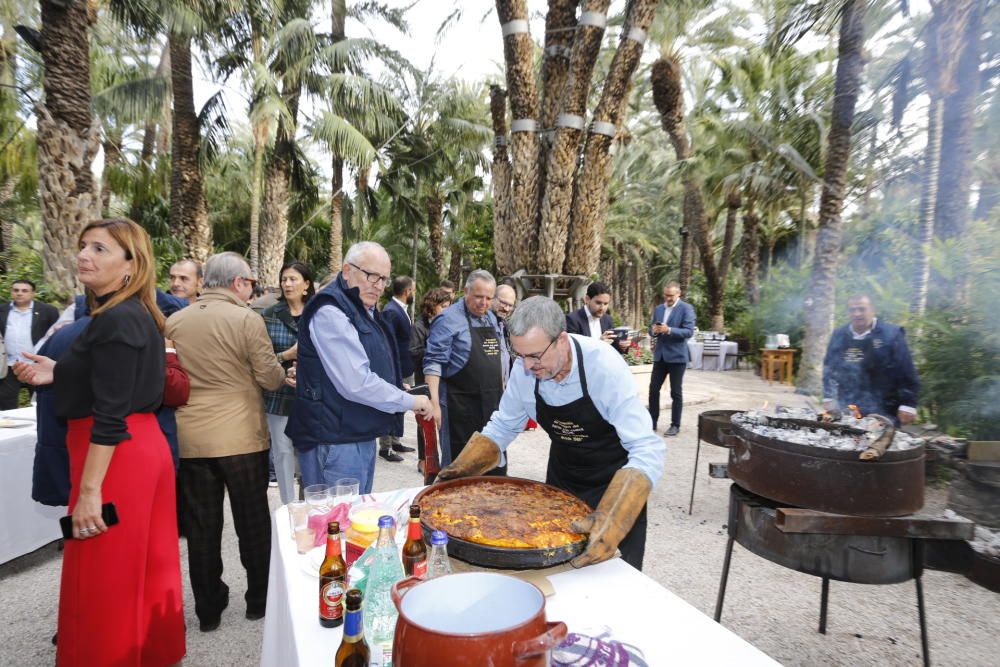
[426,530,452,579]
[335,589,370,667]
[319,521,346,628]
[364,515,404,666]
[402,504,428,577]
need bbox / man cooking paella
[435,296,665,571]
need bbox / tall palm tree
[799,0,868,394]
[36,0,99,297]
[910,0,976,319]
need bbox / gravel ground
[1,368,997,666]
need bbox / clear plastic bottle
[364,515,404,666]
[425,530,452,579]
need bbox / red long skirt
[58,414,186,667]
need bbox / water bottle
[364,516,404,666]
[426,530,452,579]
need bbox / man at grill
[436,296,664,570]
[822,294,919,426]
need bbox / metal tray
[414,476,588,570]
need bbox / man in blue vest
[823,294,919,426]
[286,242,432,493]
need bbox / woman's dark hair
[279,261,316,302]
[420,287,452,320]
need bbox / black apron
[535,339,648,569]
[444,303,506,475]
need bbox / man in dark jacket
[566,282,629,355]
[0,280,59,409]
[648,282,696,436]
[378,275,417,461]
[823,294,919,425]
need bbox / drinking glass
[304,484,331,515]
[334,477,360,506]
[288,501,314,554]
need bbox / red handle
[391,576,422,611]
[418,415,441,485]
[512,621,568,661]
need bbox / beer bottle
[402,504,428,577]
[319,521,347,628]
[335,589,370,667]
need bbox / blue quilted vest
[285,274,402,449]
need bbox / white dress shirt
[4,302,34,366]
[392,296,412,323]
[587,307,603,338]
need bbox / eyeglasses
[347,262,389,285]
[514,337,557,364]
[496,299,515,310]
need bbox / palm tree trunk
[537,0,610,274]
[719,191,739,285]
[448,242,462,286]
[427,197,444,280]
[649,52,724,327]
[496,0,540,272]
[169,31,212,263]
[328,159,344,274]
[537,0,577,206]
[37,0,99,299]
[678,226,691,293]
[741,201,760,305]
[490,85,515,276]
[0,179,14,273]
[248,133,265,276]
[260,80,301,288]
[799,0,867,395]
[565,0,658,277]
[100,132,122,216]
[328,0,346,275]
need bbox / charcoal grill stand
[713,485,975,667]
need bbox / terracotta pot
[391,572,567,667]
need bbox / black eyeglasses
[348,262,389,285]
[514,337,557,363]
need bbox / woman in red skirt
[16,219,186,666]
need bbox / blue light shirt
[310,305,415,413]
[422,300,502,379]
[481,334,665,486]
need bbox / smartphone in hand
[59,502,120,540]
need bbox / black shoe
[51,633,57,646]
[391,443,416,453]
[199,617,222,632]
[665,425,680,436]
[245,609,265,621]
[379,448,404,462]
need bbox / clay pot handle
[512,621,568,661]
[391,576,422,611]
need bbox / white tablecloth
[0,407,65,564]
[688,341,739,371]
[260,487,778,667]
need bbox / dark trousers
[179,450,271,622]
[0,372,28,410]
[648,361,687,429]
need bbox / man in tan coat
[165,251,287,632]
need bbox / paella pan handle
[718,429,743,449]
[512,621,568,662]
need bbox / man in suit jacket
[566,282,629,355]
[0,280,59,409]
[378,275,417,461]
[648,281,696,436]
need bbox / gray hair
[465,269,496,290]
[508,296,566,339]
[344,241,389,266]
[202,252,250,289]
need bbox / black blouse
[54,294,165,445]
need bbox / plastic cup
[334,477,360,506]
[288,502,314,554]
[304,484,331,515]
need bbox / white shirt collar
[850,317,877,339]
[9,300,33,312]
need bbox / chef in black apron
[437,296,664,570]
[424,271,507,475]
